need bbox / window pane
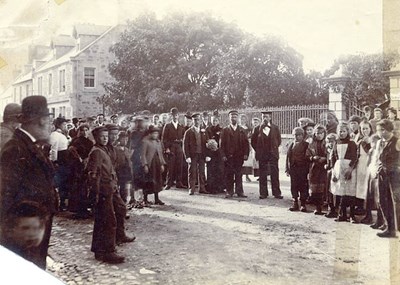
[84,68,95,87]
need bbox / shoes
[360,216,373,224]
[377,230,397,238]
[176,183,187,189]
[117,236,136,245]
[274,195,283,199]
[300,206,307,212]
[314,210,324,215]
[350,217,358,223]
[189,191,195,195]
[154,200,165,205]
[289,201,299,212]
[95,252,125,264]
[370,222,384,229]
[164,185,172,190]
[325,211,337,218]
[225,193,233,198]
[379,224,387,231]
[259,196,268,199]
[334,216,348,222]
[237,194,248,198]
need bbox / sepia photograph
[0,0,399,284]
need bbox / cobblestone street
[46,174,400,285]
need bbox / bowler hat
[19,96,52,122]
[54,117,68,128]
[170,107,179,115]
[3,103,21,120]
[184,112,192,119]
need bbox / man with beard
[162,107,186,189]
[1,96,56,269]
[251,111,283,199]
[220,110,249,198]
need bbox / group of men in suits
[160,107,284,200]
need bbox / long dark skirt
[143,153,163,195]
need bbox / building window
[59,69,65,92]
[19,86,22,102]
[84,67,95,88]
[38,77,43,95]
[26,84,29,97]
[48,73,52,95]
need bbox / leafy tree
[324,52,399,107]
[104,12,243,113]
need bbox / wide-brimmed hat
[19,96,52,123]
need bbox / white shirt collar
[193,126,200,132]
[19,127,36,143]
[230,124,238,131]
[172,120,178,129]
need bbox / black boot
[289,199,299,211]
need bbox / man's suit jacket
[183,127,209,159]
[162,122,185,150]
[219,125,250,161]
[251,123,281,161]
[0,129,57,225]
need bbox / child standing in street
[141,125,167,206]
[306,124,328,215]
[331,122,358,222]
[286,127,309,212]
[324,133,339,218]
[115,131,133,203]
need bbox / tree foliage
[324,53,399,107]
[104,12,329,113]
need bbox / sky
[0,0,383,92]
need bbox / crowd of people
[0,95,399,268]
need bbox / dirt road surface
[47,175,400,285]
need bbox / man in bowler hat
[162,107,186,189]
[0,103,21,150]
[0,96,56,269]
[251,111,283,199]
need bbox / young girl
[331,122,358,222]
[141,125,167,206]
[355,120,373,222]
[303,122,316,144]
[324,133,339,218]
[306,124,328,215]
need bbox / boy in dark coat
[286,127,309,212]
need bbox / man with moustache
[0,96,56,269]
[251,111,283,199]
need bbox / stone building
[9,24,124,118]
